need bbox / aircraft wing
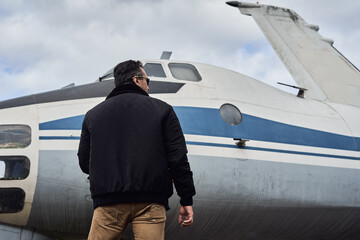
[227,1,360,107]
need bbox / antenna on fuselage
[160,51,172,60]
[277,82,307,98]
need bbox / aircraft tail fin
[228,2,360,106]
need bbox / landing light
[219,103,242,125]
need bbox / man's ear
[133,77,140,87]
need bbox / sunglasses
[135,76,150,85]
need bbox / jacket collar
[106,83,149,100]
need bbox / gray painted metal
[160,51,172,60]
[0,81,184,110]
[27,151,92,235]
[0,223,54,240]
[28,152,360,239]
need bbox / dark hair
[113,60,143,87]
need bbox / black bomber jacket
[77,83,195,209]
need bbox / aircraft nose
[0,104,39,226]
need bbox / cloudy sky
[0,0,359,101]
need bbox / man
[78,60,196,240]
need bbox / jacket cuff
[180,197,193,206]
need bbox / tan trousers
[88,203,166,240]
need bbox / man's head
[113,60,149,93]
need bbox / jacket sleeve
[163,106,196,206]
[77,117,90,174]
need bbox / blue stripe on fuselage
[40,115,84,130]
[39,106,360,151]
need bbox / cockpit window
[0,125,31,149]
[0,156,30,180]
[143,63,166,78]
[168,63,201,81]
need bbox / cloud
[0,0,359,101]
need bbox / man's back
[78,60,195,240]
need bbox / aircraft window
[0,156,30,180]
[0,188,25,213]
[143,63,166,78]
[0,161,4,178]
[220,104,242,125]
[168,63,202,81]
[0,125,31,149]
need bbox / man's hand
[178,205,194,227]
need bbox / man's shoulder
[148,96,174,111]
[84,100,107,119]
[148,96,170,105]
